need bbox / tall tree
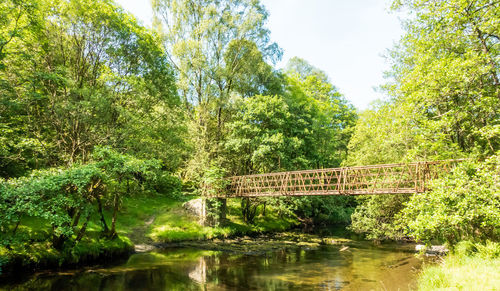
[347,0,500,240]
[0,0,184,177]
[152,0,282,180]
[0,0,45,177]
[285,58,357,168]
[387,0,499,157]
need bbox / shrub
[200,163,229,197]
[0,164,104,248]
[397,155,500,245]
[153,173,182,197]
[349,194,409,240]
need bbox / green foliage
[225,77,356,174]
[397,156,500,244]
[0,250,7,274]
[0,164,104,247]
[387,0,499,157]
[154,174,182,198]
[224,58,357,225]
[289,196,356,226]
[0,0,183,177]
[93,146,161,187]
[285,58,357,167]
[0,146,167,248]
[200,163,229,197]
[347,0,499,240]
[225,94,301,173]
[349,194,410,240]
[240,198,260,224]
[0,236,132,275]
[153,0,283,181]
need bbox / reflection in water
[189,257,207,283]
[1,243,427,291]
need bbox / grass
[149,196,298,242]
[0,192,299,275]
[2,193,299,247]
[101,193,299,243]
[0,235,133,275]
[417,241,500,291]
[75,192,298,244]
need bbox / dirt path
[129,215,157,252]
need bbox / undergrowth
[417,241,500,291]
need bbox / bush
[349,194,409,240]
[475,240,500,259]
[153,173,182,197]
[397,156,500,245]
[0,250,7,274]
[0,164,105,248]
[201,163,229,197]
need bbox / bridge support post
[201,198,227,226]
[217,198,227,225]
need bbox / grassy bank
[0,236,133,276]
[104,194,299,243]
[417,241,500,290]
[0,194,298,275]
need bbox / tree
[152,0,283,181]
[345,101,418,239]
[285,58,357,168]
[0,0,46,177]
[92,147,161,237]
[387,0,499,157]
[0,0,183,177]
[0,164,105,249]
[397,155,500,244]
[224,58,357,225]
[225,94,307,174]
[346,0,499,240]
[285,56,330,84]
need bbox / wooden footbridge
[214,160,462,197]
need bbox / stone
[183,198,206,224]
[415,244,448,255]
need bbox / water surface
[1,241,427,290]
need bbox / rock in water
[415,244,448,255]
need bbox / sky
[115,0,404,110]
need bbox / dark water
[0,242,427,291]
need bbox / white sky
[115,0,404,110]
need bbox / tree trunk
[71,209,81,230]
[75,214,91,242]
[12,219,21,235]
[110,193,119,237]
[52,231,66,250]
[218,198,227,225]
[96,195,109,233]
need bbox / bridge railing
[219,159,462,197]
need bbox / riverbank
[0,194,299,276]
[106,194,301,248]
[416,241,500,290]
[0,236,133,277]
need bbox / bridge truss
[219,160,462,197]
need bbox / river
[0,236,430,290]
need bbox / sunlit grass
[150,197,298,242]
[4,194,298,247]
[417,242,500,291]
[0,193,298,274]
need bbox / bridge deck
[215,160,462,197]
